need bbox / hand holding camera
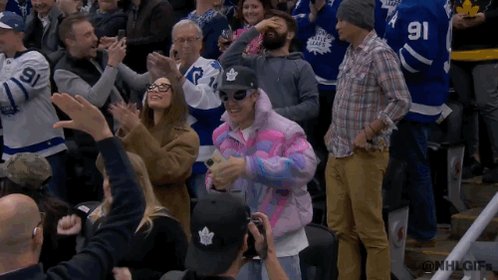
[245,213,268,259]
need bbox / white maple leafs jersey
[0,50,66,159]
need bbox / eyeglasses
[219,90,251,102]
[147,83,172,93]
[174,36,201,44]
[32,212,46,239]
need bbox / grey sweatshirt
[220,27,319,122]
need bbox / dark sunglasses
[219,90,249,102]
[147,83,172,92]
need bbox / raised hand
[147,52,179,81]
[255,17,284,33]
[112,267,132,280]
[52,93,113,141]
[107,38,127,67]
[99,36,118,50]
[57,214,82,235]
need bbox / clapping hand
[147,52,181,81]
[109,102,141,133]
[52,93,113,141]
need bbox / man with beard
[220,9,319,126]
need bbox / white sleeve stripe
[10,78,29,101]
[403,43,433,66]
[399,50,418,73]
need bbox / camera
[243,217,267,259]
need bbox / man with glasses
[148,19,224,199]
[0,93,145,279]
[206,65,317,280]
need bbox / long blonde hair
[93,152,170,233]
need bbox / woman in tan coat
[110,75,199,233]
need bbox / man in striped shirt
[324,0,411,279]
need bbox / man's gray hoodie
[220,27,319,122]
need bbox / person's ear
[287,31,295,41]
[33,226,43,247]
[64,37,75,48]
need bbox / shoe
[482,167,498,183]
[406,238,436,248]
[462,158,483,179]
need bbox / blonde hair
[93,152,170,233]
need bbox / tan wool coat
[121,122,199,234]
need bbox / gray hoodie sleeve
[54,66,119,108]
[274,62,319,122]
[219,27,259,68]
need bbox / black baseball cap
[185,193,250,275]
[217,65,258,91]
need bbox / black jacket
[453,0,498,50]
[0,137,145,280]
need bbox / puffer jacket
[208,89,317,238]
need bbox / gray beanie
[337,0,375,31]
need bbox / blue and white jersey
[0,50,66,159]
[384,0,452,123]
[376,0,402,36]
[292,0,401,91]
[181,56,224,174]
[293,0,348,91]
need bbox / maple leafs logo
[306,27,333,55]
[198,227,214,246]
[226,68,238,82]
[456,0,480,16]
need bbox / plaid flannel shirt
[327,31,411,158]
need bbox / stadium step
[405,179,498,279]
[461,177,498,208]
[450,207,498,240]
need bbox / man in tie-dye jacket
[206,65,317,280]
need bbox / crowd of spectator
[0,0,497,279]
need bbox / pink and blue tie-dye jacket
[207,90,317,238]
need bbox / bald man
[0,194,44,273]
[0,93,145,279]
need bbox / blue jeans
[390,120,437,241]
[46,151,67,201]
[237,255,301,280]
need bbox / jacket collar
[0,264,44,280]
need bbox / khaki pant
[326,150,390,280]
